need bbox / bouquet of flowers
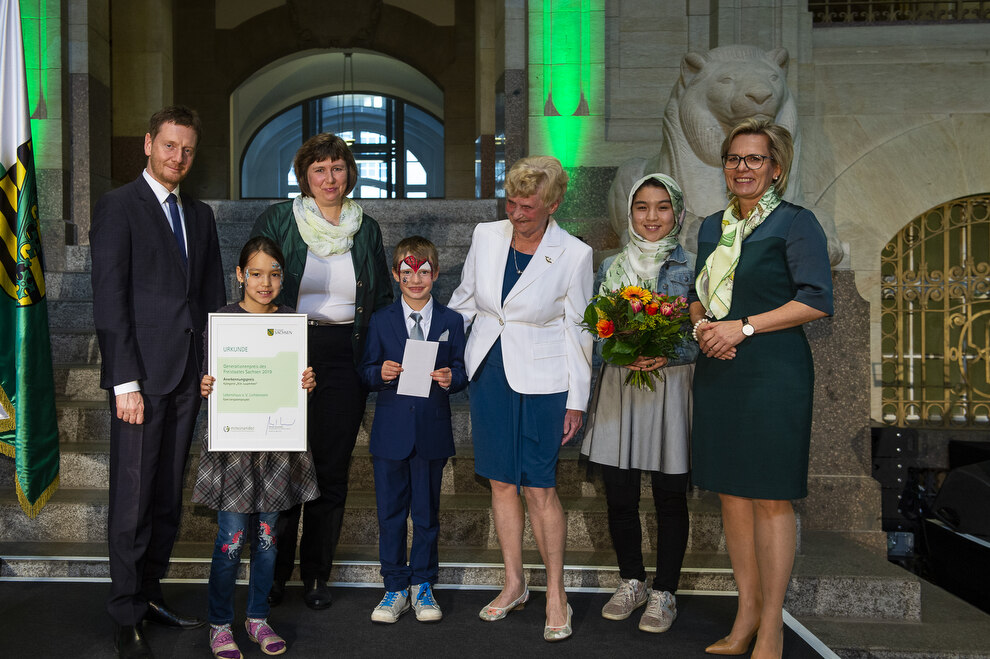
[580,285,690,390]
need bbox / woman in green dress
[689,118,833,659]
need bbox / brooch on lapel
[545,256,553,264]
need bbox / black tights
[600,465,689,594]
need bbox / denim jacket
[592,244,699,367]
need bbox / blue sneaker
[371,589,410,623]
[412,582,443,622]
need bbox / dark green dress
[691,202,833,500]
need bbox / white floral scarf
[695,185,782,319]
[292,195,362,257]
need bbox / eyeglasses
[722,154,772,170]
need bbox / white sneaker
[371,589,410,623]
[601,578,648,620]
[639,589,677,633]
[411,582,443,622]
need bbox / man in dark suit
[91,106,226,659]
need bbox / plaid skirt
[192,435,320,513]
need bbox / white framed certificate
[207,313,308,452]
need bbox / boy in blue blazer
[359,236,468,624]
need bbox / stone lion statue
[608,45,842,264]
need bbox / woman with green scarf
[250,133,393,612]
[582,173,697,634]
[689,119,833,658]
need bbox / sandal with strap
[209,624,242,659]
[245,618,287,656]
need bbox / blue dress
[470,248,568,488]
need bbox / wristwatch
[741,317,755,337]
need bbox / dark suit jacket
[359,298,468,460]
[90,175,226,396]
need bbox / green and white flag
[0,0,60,517]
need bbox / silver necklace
[511,235,524,274]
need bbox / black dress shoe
[303,579,332,610]
[144,600,206,629]
[115,624,154,659]
[268,579,286,607]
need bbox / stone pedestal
[801,270,883,551]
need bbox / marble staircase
[4,200,990,657]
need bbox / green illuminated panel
[19,0,59,168]
[530,0,603,167]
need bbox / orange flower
[596,319,615,338]
[645,303,659,316]
[620,285,652,305]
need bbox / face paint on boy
[402,255,433,273]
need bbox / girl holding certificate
[194,236,320,658]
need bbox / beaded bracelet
[692,317,710,342]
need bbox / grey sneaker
[639,589,677,633]
[411,582,443,622]
[371,589,410,623]
[601,578,648,620]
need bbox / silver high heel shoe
[479,588,530,621]
[544,603,573,642]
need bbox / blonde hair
[504,156,568,209]
[721,118,794,196]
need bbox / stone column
[68,0,110,244]
[502,0,527,171]
[110,0,173,186]
[475,0,496,198]
[21,0,70,264]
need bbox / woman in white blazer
[449,156,593,642]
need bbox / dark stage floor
[0,581,828,658]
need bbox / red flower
[660,302,674,317]
[596,319,615,338]
[629,299,644,313]
[645,303,659,316]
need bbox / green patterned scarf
[601,173,686,292]
[696,185,782,319]
[292,195,363,257]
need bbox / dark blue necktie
[165,193,188,267]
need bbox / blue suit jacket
[359,298,468,460]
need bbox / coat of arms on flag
[0,0,61,517]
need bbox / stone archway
[230,50,444,198]
[809,114,990,419]
[172,0,475,198]
[879,194,990,428]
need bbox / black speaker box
[933,460,990,538]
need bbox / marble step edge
[0,444,697,499]
[798,579,990,658]
[53,400,469,445]
[0,539,920,621]
[0,486,724,517]
[0,488,728,554]
[50,364,473,406]
[0,542,737,592]
[0,445,717,499]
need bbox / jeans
[208,510,279,625]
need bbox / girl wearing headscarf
[581,173,698,634]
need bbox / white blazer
[448,219,593,411]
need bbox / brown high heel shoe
[704,622,760,655]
